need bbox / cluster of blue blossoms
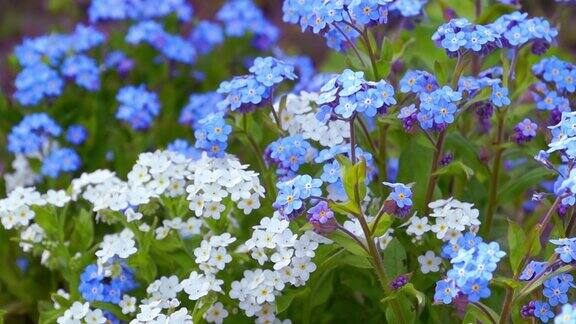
[216,0,279,51]
[126,21,196,64]
[79,263,138,305]
[282,0,393,51]
[398,67,511,132]
[115,85,161,131]
[167,138,201,160]
[88,0,192,22]
[518,238,576,322]
[193,114,232,158]
[435,232,506,304]
[14,25,105,105]
[265,135,314,179]
[7,114,82,178]
[217,57,297,112]
[532,56,575,125]
[179,92,224,128]
[433,12,558,57]
[317,69,396,120]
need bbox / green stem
[481,111,506,238]
[378,123,389,182]
[423,130,447,213]
[361,28,380,80]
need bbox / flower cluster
[126,21,196,64]
[13,25,105,105]
[88,0,192,22]
[179,92,224,128]
[433,12,557,56]
[405,199,481,242]
[434,232,505,304]
[282,0,392,50]
[231,215,327,320]
[317,69,396,119]
[273,92,351,147]
[115,85,161,131]
[79,262,138,304]
[264,135,315,178]
[519,237,576,322]
[216,0,279,50]
[193,113,232,158]
[57,301,109,324]
[217,57,297,112]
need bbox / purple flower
[307,201,334,224]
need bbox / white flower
[271,248,294,270]
[135,300,162,322]
[188,196,205,216]
[291,257,316,281]
[208,247,232,270]
[203,201,225,219]
[125,208,143,222]
[179,217,202,237]
[194,241,212,264]
[293,235,318,258]
[209,233,236,247]
[44,190,71,207]
[406,216,430,236]
[418,251,442,274]
[204,302,229,324]
[377,229,394,250]
[181,271,210,300]
[251,248,268,265]
[120,295,137,314]
[430,218,449,240]
[238,193,261,214]
[84,309,106,324]
[69,301,90,320]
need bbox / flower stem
[481,110,506,238]
[350,117,357,164]
[423,130,447,213]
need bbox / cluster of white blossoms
[405,198,481,243]
[0,149,334,323]
[68,151,264,217]
[230,213,328,321]
[95,228,138,265]
[273,92,350,148]
[57,301,107,324]
[3,155,36,193]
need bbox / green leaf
[378,37,393,77]
[382,238,406,278]
[32,206,58,238]
[70,209,94,252]
[371,213,393,237]
[336,155,367,205]
[276,288,306,314]
[507,220,526,274]
[329,231,370,258]
[329,200,360,216]
[433,161,474,180]
[192,293,218,324]
[498,168,551,205]
[463,303,498,324]
[434,60,448,85]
